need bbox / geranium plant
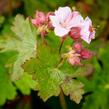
[0,6,95,106]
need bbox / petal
[55,6,72,21]
[49,15,59,27]
[80,25,90,44]
[54,27,69,37]
[85,16,92,25]
[81,31,90,44]
[68,14,84,28]
[85,17,95,40]
[72,11,80,17]
[80,19,91,44]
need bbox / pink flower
[49,7,83,37]
[80,17,95,44]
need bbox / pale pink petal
[55,7,72,21]
[80,18,91,44]
[80,24,90,44]
[72,11,80,17]
[49,16,59,27]
[86,17,95,40]
[54,26,69,37]
[81,31,90,44]
[85,16,92,25]
[68,14,83,28]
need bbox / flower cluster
[32,6,95,66]
[50,6,95,44]
[32,11,53,37]
[67,42,92,65]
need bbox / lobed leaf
[0,15,37,81]
[15,73,39,95]
[37,68,65,101]
[61,79,84,104]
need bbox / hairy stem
[59,90,68,109]
[59,36,67,53]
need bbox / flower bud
[80,49,92,59]
[69,27,81,40]
[73,42,82,53]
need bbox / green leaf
[23,39,85,103]
[0,15,37,81]
[61,79,84,104]
[15,73,39,95]
[37,68,65,101]
[0,52,17,105]
[0,66,16,105]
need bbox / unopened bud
[80,49,92,59]
[69,27,81,40]
[73,42,82,53]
